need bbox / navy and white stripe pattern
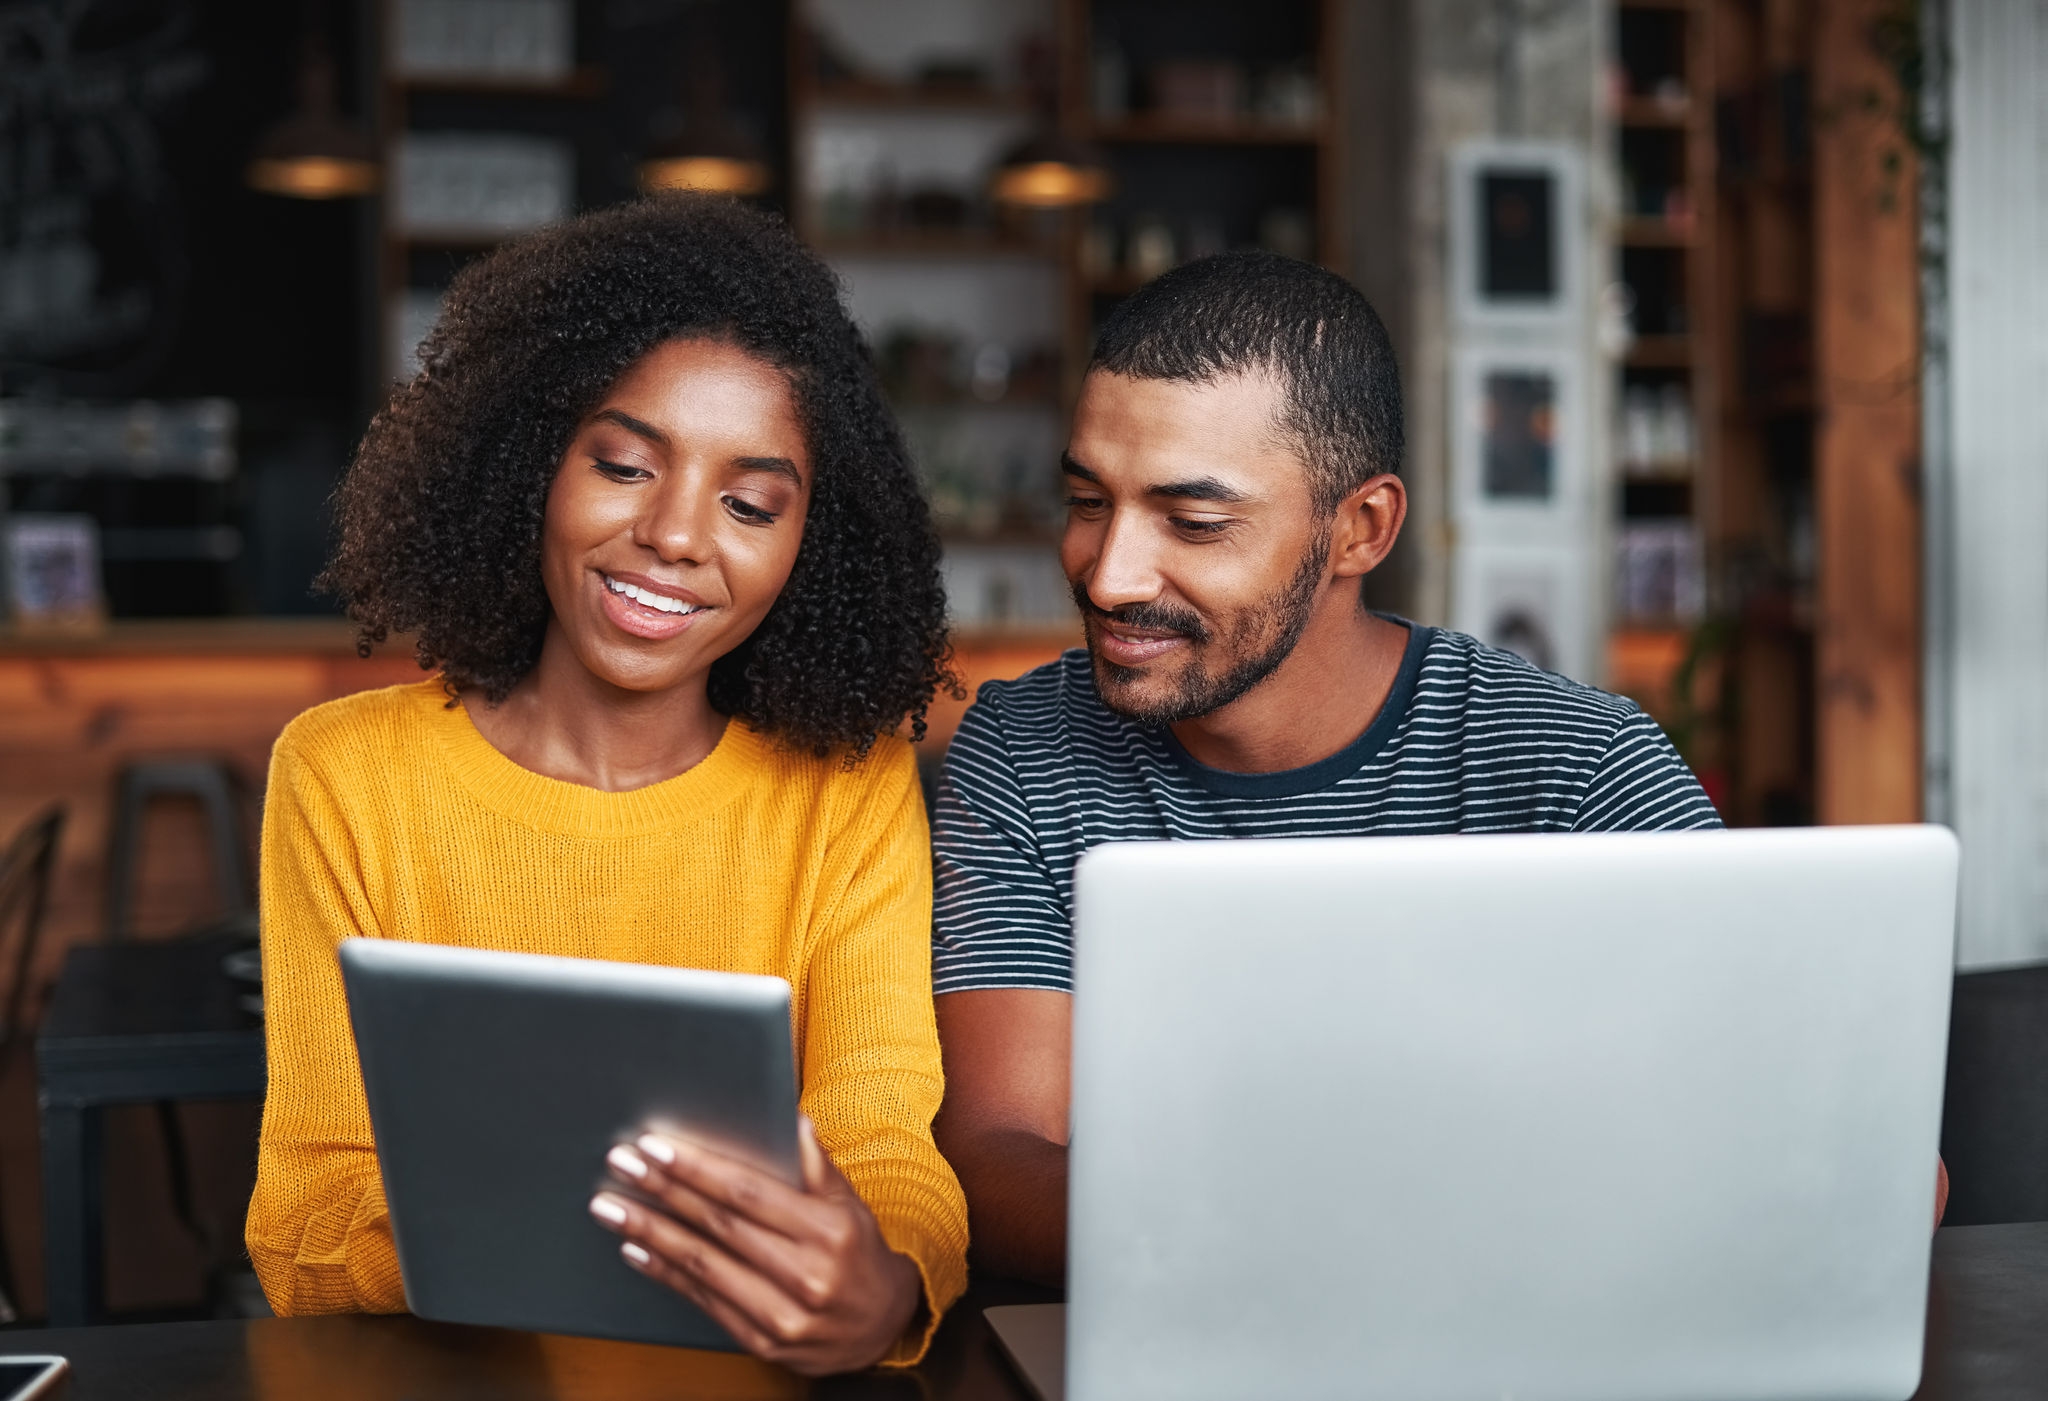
[931,621,1722,994]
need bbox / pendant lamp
[991,131,1112,209]
[639,31,771,196]
[248,40,378,200]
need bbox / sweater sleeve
[800,740,970,1366]
[243,726,409,1315]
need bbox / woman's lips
[598,572,707,641]
[1092,622,1189,667]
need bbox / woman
[245,195,964,1373]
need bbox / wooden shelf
[1617,96,1693,128]
[813,231,1058,260]
[396,65,606,99]
[811,79,1030,113]
[1622,461,1699,482]
[1086,270,1161,296]
[1620,216,1696,247]
[1625,335,1696,368]
[1091,116,1326,145]
[936,526,1064,547]
[891,389,1061,412]
[390,231,523,252]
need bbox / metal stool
[105,759,253,938]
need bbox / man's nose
[1077,510,1165,611]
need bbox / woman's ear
[1328,473,1408,581]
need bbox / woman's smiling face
[540,337,812,695]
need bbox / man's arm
[932,988,1071,1285]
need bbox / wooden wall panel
[1812,0,1922,824]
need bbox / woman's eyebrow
[590,408,668,446]
[733,455,804,488]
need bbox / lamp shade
[639,150,771,196]
[248,45,377,199]
[991,132,1112,209]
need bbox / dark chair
[1940,964,2048,1226]
[100,760,256,1314]
[105,759,253,940]
[0,804,67,1322]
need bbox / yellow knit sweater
[244,680,968,1364]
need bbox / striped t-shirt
[931,619,1722,994]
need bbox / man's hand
[932,988,1073,1284]
[588,1118,922,1375]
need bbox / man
[928,251,1722,1284]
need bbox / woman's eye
[593,459,650,482]
[724,496,778,524]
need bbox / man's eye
[725,496,778,524]
[1172,517,1231,536]
[1064,495,1107,511]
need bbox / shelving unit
[787,0,1344,640]
[1606,0,1846,827]
[1064,0,1342,370]
[1607,0,1722,788]
[373,1,608,382]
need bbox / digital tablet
[338,938,799,1351]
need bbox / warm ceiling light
[249,154,378,199]
[248,42,378,200]
[640,36,770,198]
[639,153,771,196]
[992,134,1112,209]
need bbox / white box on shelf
[389,289,447,380]
[395,0,573,82]
[1615,520,1705,624]
[940,542,1072,631]
[394,133,574,239]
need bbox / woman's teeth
[604,575,701,615]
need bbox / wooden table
[0,1225,2039,1399]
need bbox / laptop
[338,938,799,1350]
[988,826,1958,1401]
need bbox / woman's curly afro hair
[322,193,956,756]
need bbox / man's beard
[1074,542,1327,725]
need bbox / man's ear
[1328,473,1407,581]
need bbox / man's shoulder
[1414,626,1643,735]
[959,648,1119,742]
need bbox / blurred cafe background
[0,0,2043,1332]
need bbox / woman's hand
[588,1118,923,1375]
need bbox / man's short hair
[1087,251,1404,513]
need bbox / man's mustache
[1069,583,1211,645]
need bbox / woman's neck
[463,623,728,792]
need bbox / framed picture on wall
[1451,541,1590,683]
[1448,140,1585,332]
[1452,345,1585,527]
[2,513,106,634]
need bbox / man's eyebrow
[1145,476,1252,504]
[590,408,669,446]
[1062,453,1252,504]
[732,455,805,488]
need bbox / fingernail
[588,1195,628,1226]
[608,1144,649,1179]
[621,1242,652,1268]
[637,1133,677,1165]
